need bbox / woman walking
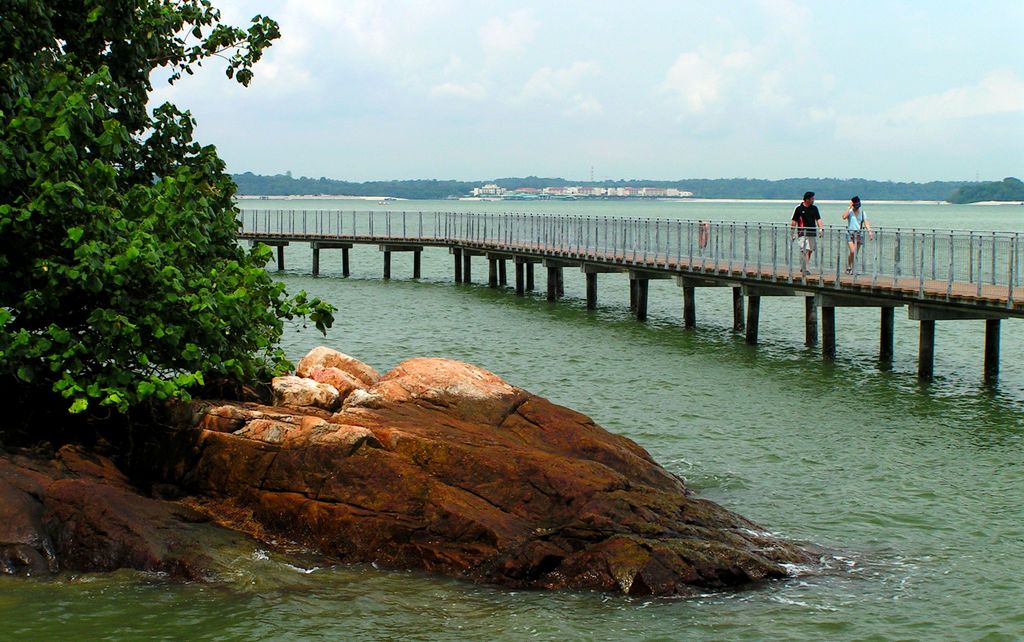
[842,196,873,274]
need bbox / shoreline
[236,194,1023,206]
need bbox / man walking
[790,191,822,275]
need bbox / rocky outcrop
[158,350,814,596]
[0,445,239,579]
[271,375,340,411]
[1,347,815,594]
[296,346,380,388]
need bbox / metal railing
[239,210,1021,306]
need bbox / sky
[150,0,1024,183]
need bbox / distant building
[666,188,694,197]
[469,183,692,198]
[471,183,506,196]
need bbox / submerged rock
[154,351,814,596]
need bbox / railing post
[677,220,682,267]
[991,232,997,285]
[1009,234,1017,308]
[919,232,926,298]
[835,232,842,288]
[729,223,735,273]
[644,219,650,264]
[742,223,748,275]
[893,232,902,288]
[968,233,974,283]
[931,230,937,280]
[786,226,793,284]
[772,225,778,281]
[977,242,984,298]
[873,230,881,288]
[687,221,693,268]
[946,232,954,299]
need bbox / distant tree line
[947,177,1024,204]
[232,172,978,202]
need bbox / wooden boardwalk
[239,210,1022,383]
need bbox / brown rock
[307,367,365,402]
[371,357,523,424]
[271,375,340,411]
[163,356,813,596]
[0,446,239,579]
[296,347,380,387]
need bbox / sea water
[3,200,1022,640]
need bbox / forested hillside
[947,177,1024,204]
[232,172,973,201]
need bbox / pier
[240,210,1022,384]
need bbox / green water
[4,200,1023,640]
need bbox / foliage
[947,177,1024,204]
[0,1,335,416]
[232,172,973,202]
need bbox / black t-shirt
[792,204,820,236]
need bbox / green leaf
[67,226,84,242]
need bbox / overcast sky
[151,0,1024,183]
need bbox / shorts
[798,236,816,252]
[847,230,862,244]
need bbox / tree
[0,1,335,417]
[948,177,1024,204]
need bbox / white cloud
[754,70,791,108]
[756,0,812,34]
[522,62,596,99]
[479,8,538,57]
[569,94,603,116]
[836,69,1024,142]
[519,62,602,116]
[430,81,486,101]
[889,69,1024,122]
[658,49,755,115]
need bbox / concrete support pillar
[805,296,818,347]
[276,245,285,271]
[312,247,320,276]
[984,319,1000,385]
[463,252,472,284]
[745,295,761,345]
[546,266,558,301]
[822,305,836,360]
[488,257,498,288]
[683,286,696,329]
[453,249,463,283]
[880,306,895,363]
[413,251,421,279]
[918,320,936,381]
[383,251,391,280]
[515,260,525,296]
[586,273,597,309]
[342,247,350,277]
[557,267,564,296]
[526,262,535,291]
[635,279,649,321]
[499,259,507,286]
[629,279,638,311]
[732,287,745,331]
